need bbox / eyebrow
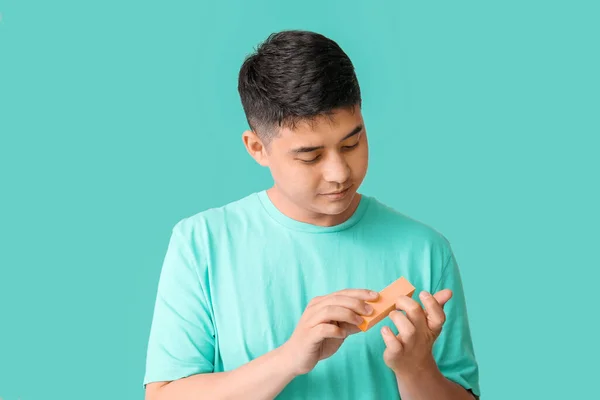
[290,124,363,154]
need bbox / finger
[312,294,376,317]
[388,310,416,347]
[311,323,347,340]
[419,291,446,336]
[433,289,453,307]
[336,288,380,299]
[313,289,379,304]
[307,305,365,328]
[381,325,403,358]
[395,295,428,334]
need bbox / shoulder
[159,192,261,271]
[366,195,452,247]
[169,191,260,241]
[363,196,459,289]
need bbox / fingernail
[365,304,374,314]
[420,291,430,299]
[370,291,379,297]
[356,316,364,324]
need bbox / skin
[145,289,475,400]
[384,290,478,399]
[145,105,476,399]
[383,290,455,376]
[242,104,368,227]
[241,104,475,398]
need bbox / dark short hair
[237,30,362,146]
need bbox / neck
[266,186,362,227]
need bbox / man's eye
[300,155,321,164]
[342,142,359,150]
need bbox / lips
[322,186,351,196]
[323,185,352,197]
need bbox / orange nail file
[358,276,416,332]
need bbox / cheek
[268,159,294,186]
[292,167,323,194]
[272,160,320,189]
[350,146,369,174]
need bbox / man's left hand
[381,289,453,377]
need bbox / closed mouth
[323,187,351,195]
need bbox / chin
[325,205,351,216]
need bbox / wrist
[275,342,302,379]
[394,355,440,384]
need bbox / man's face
[244,105,369,225]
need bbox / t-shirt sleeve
[143,222,215,386]
[431,247,481,398]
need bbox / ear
[242,130,269,167]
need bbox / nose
[321,153,351,184]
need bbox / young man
[143,30,480,400]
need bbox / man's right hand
[281,288,379,376]
[145,288,380,400]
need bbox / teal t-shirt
[143,190,481,399]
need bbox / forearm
[395,359,476,400]
[151,346,297,400]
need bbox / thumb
[433,289,453,307]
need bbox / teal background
[1,1,598,399]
